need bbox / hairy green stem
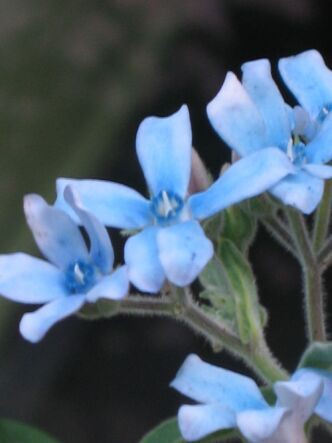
[118,291,287,383]
[312,181,332,252]
[285,208,326,342]
[261,215,297,258]
[317,235,332,271]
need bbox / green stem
[312,180,332,252]
[184,301,286,383]
[118,290,287,383]
[317,235,332,271]
[285,208,326,342]
[261,215,297,258]
[286,208,315,268]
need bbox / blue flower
[171,354,332,442]
[207,50,332,214]
[55,106,293,293]
[0,187,129,342]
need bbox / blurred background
[0,0,331,441]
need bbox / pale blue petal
[136,105,192,198]
[279,50,332,119]
[237,407,289,443]
[171,354,267,411]
[189,148,294,220]
[207,72,267,156]
[306,113,332,164]
[0,253,67,303]
[64,186,114,274]
[270,170,324,214]
[124,227,165,293]
[157,221,213,286]
[178,404,235,441]
[302,164,332,179]
[292,368,332,423]
[20,295,85,343]
[86,266,129,302]
[242,59,290,150]
[275,373,323,423]
[24,194,89,270]
[56,178,152,229]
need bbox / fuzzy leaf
[218,239,263,344]
[298,342,332,370]
[139,416,241,443]
[0,419,59,443]
[199,256,231,295]
[245,194,276,216]
[139,417,184,443]
[222,204,257,253]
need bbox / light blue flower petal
[178,404,236,442]
[237,407,289,443]
[279,50,332,119]
[157,221,213,286]
[292,368,332,423]
[64,186,114,274]
[124,227,165,293]
[303,164,332,179]
[242,59,290,151]
[24,194,89,270]
[171,354,267,411]
[20,295,85,343]
[136,105,192,198]
[275,372,323,424]
[56,178,152,229]
[0,253,67,303]
[306,113,332,164]
[189,148,294,220]
[207,72,267,156]
[270,170,324,214]
[86,266,129,302]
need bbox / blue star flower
[0,187,129,342]
[171,354,332,442]
[55,105,293,293]
[207,50,332,214]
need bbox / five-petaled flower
[171,354,332,443]
[207,49,332,214]
[0,187,129,342]
[55,105,293,293]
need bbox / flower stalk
[285,207,326,342]
[117,288,288,384]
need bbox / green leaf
[139,417,242,443]
[139,417,184,443]
[245,194,276,216]
[298,342,332,371]
[218,239,263,345]
[0,419,59,443]
[199,257,236,331]
[199,256,231,295]
[78,300,121,320]
[222,204,257,253]
[202,212,224,244]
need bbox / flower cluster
[207,50,332,214]
[0,187,129,342]
[0,48,332,443]
[172,354,332,443]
